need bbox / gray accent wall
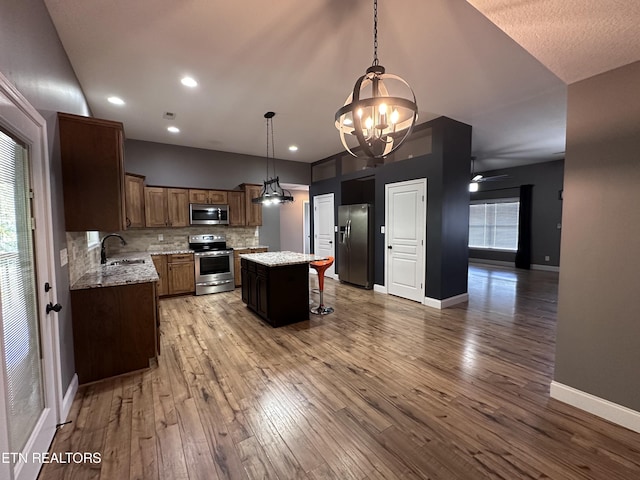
[470,160,564,267]
[1,0,91,393]
[125,139,310,188]
[310,117,472,301]
[124,139,312,251]
[554,61,640,411]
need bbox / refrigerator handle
[347,219,352,246]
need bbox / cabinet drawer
[169,253,193,263]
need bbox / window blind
[469,198,520,251]
[0,129,44,453]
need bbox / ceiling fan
[469,157,509,192]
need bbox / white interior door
[0,74,60,480]
[313,193,335,278]
[385,179,426,302]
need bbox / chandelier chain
[265,116,270,177]
[372,0,379,66]
[265,116,277,179]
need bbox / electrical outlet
[545,256,550,262]
[158,234,163,241]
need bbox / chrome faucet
[100,233,127,264]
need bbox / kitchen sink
[108,258,146,266]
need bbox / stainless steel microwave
[189,204,230,225]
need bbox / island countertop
[239,251,326,267]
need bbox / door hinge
[421,239,424,246]
[422,195,424,202]
[421,283,423,289]
[31,217,36,230]
[29,189,35,199]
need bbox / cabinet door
[168,261,195,295]
[234,250,247,287]
[144,187,168,227]
[244,184,263,226]
[228,191,246,226]
[241,263,250,304]
[167,188,189,227]
[189,189,209,204]
[152,255,168,297]
[58,113,126,231]
[124,174,145,228]
[256,272,269,318]
[208,190,228,204]
[71,282,156,384]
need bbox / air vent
[163,112,176,120]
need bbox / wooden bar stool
[310,256,334,315]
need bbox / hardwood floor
[40,264,640,479]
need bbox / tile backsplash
[66,226,259,286]
[103,226,259,255]
[66,231,101,286]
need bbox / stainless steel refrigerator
[338,203,374,289]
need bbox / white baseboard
[550,381,640,433]
[61,374,78,423]
[373,284,387,294]
[423,293,469,309]
[469,259,513,267]
[531,264,560,272]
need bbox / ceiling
[44,0,640,173]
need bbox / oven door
[194,250,235,295]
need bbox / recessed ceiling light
[288,145,298,152]
[107,96,125,105]
[167,126,180,133]
[181,76,198,87]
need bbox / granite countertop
[239,251,326,267]
[71,252,159,290]
[149,249,194,255]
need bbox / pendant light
[335,0,418,161]
[252,112,294,205]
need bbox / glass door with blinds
[0,83,59,480]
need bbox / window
[87,231,100,249]
[469,198,520,251]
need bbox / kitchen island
[239,251,325,327]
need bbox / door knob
[46,302,62,314]
[387,245,393,249]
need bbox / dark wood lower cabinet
[241,258,310,327]
[71,281,158,384]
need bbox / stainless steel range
[189,234,234,295]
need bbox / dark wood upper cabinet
[58,112,126,231]
[124,173,145,228]
[242,183,263,226]
[228,190,246,226]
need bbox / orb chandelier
[335,0,418,160]
[252,112,294,205]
